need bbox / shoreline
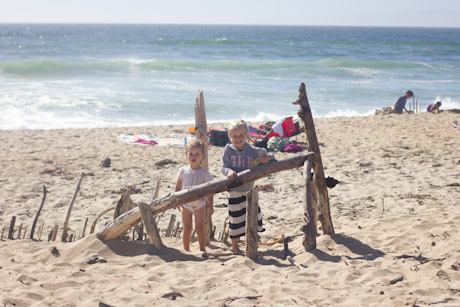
[1,112,459,306]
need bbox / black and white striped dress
[228,191,264,238]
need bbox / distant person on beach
[392,90,414,114]
[175,140,213,252]
[427,101,442,113]
[222,120,273,255]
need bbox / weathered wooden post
[194,90,213,243]
[245,187,259,259]
[138,202,164,250]
[165,214,176,237]
[30,184,47,240]
[301,158,316,250]
[294,83,334,234]
[62,174,84,241]
[8,216,16,239]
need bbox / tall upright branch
[294,83,334,234]
[194,90,213,243]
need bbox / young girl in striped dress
[222,120,272,254]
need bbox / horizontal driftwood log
[97,152,314,241]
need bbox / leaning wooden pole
[138,202,164,250]
[294,83,334,234]
[62,174,84,241]
[301,158,316,250]
[29,184,47,240]
[97,152,314,241]
[194,90,213,243]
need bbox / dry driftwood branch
[295,82,334,234]
[165,214,176,237]
[38,222,44,241]
[287,255,305,269]
[22,226,27,239]
[90,207,115,234]
[30,184,47,239]
[258,235,285,246]
[221,216,229,243]
[138,202,164,250]
[97,152,313,241]
[62,174,84,241]
[8,216,16,239]
[82,217,88,238]
[152,180,161,201]
[51,224,58,241]
[195,90,213,244]
[17,224,22,240]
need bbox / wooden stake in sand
[294,82,334,234]
[82,217,88,238]
[194,90,213,243]
[245,187,259,260]
[165,214,176,237]
[30,184,47,240]
[8,216,16,239]
[301,158,316,251]
[51,224,58,241]
[97,153,313,241]
[17,223,22,240]
[62,174,84,241]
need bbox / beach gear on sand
[284,143,303,153]
[267,137,290,152]
[249,117,302,148]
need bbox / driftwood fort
[2,83,334,261]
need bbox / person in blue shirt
[392,90,414,114]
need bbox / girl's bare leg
[194,206,206,252]
[181,208,193,251]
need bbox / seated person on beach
[426,101,441,113]
[391,90,414,114]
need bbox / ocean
[1,24,460,130]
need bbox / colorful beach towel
[119,134,195,147]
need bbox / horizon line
[1,22,459,29]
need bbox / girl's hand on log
[259,155,272,164]
[227,171,237,180]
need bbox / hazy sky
[2,0,460,28]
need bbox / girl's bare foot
[232,247,243,255]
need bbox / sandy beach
[1,111,459,306]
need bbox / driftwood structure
[194,90,213,243]
[97,153,314,241]
[3,83,334,261]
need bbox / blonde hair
[228,120,250,141]
[185,140,205,156]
